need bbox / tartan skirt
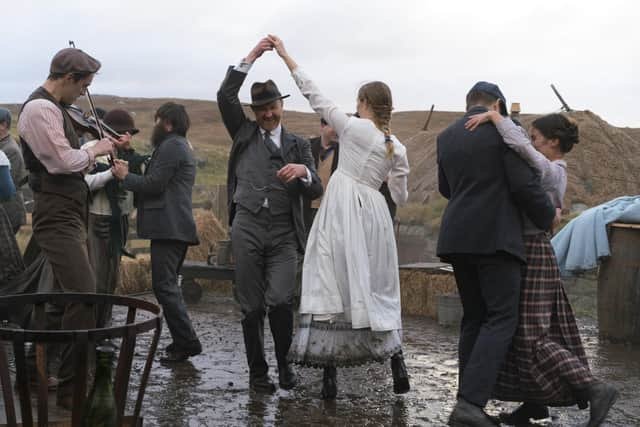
[493,233,594,406]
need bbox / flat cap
[50,48,101,75]
[0,108,11,127]
[468,81,508,116]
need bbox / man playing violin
[17,47,121,409]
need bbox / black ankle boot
[584,382,619,427]
[242,311,274,393]
[321,366,337,399]
[391,352,410,394]
[268,306,298,390]
[499,402,549,425]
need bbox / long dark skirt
[493,233,594,406]
[0,205,23,285]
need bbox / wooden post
[422,104,435,131]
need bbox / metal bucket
[0,293,161,427]
[437,293,463,327]
[216,240,233,266]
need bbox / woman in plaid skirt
[465,113,618,427]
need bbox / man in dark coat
[218,38,322,393]
[437,82,556,426]
[113,102,201,363]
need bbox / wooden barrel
[597,223,640,344]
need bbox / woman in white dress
[268,35,411,399]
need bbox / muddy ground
[119,291,640,426]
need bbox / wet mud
[122,292,640,426]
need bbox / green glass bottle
[82,345,117,427]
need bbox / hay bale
[118,254,152,294]
[399,269,456,318]
[186,209,231,294]
[187,209,228,262]
[117,209,229,295]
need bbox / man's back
[437,106,554,261]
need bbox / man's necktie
[264,131,280,156]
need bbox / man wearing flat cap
[218,37,322,393]
[17,47,119,409]
[436,81,556,426]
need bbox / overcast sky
[2,0,637,127]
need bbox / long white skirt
[291,170,403,367]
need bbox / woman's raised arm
[268,34,350,136]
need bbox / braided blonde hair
[358,81,394,158]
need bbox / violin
[65,104,121,140]
[66,40,117,165]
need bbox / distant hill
[404,110,640,209]
[3,96,639,210]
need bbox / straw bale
[186,208,228,262]
[399,269,456,318]
[118,254,151,294]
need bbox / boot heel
[321,366,337,399]
[391,353,410,394]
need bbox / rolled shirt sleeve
[18,99,93,174]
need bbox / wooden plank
[180,261,234,281]
[609,222,640,230]
[0,345,16,427]
[0,415,142,427]
[130,247,150,255]
[71,333,88,427]
[35,345,47,427]
[114,328,136,427]
[13,336,32,427]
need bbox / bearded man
[112,102,201,363]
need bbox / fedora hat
[250,80,290,108]
[104,109,139,135]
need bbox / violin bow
[69,40,113,165]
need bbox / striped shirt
[17,98,95,174]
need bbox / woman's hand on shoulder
[464,111,502,131]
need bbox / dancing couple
[217,35,411,398]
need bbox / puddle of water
[7,292,636,426]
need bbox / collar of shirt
[260,124,283,148]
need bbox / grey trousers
[150,239,198,347]
[231,207,298,315]
[450,253,521,407]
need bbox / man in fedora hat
[83,109,149,328]
[437,81,556,426]
[218,37,322,393]
[17,47,119,409]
